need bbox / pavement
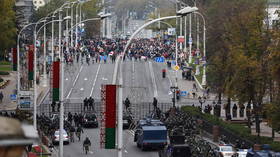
[0,71,49,111]
[0,71,17,111]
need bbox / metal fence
[38,101,173,120]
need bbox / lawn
[0,61,12,71]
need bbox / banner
[52,61,60,102]
[100,84,117,149]
[12,48,17,71]
[28,49,34,80]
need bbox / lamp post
[17,22,37,96]
[113,7,198,157]
[33,17,48,130]
[193,11,206,86]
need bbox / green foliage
[0,71,9,75]
[181,106,280,152]
[0,61,11,65]
[0,78,3,83]
[0,0,16,55]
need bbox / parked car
[236,149,248,157]
[82,113,98,128]
[214,144,236,157]
[158,144,192,157]
[52,129,69,145]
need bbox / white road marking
[84,77,88,81]
[148,61,158,97]
[80,88,84,91]
[65,78,68,81]
[90,63,101,97]
[66,66,83,99]
[101,77,108,81]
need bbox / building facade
[267,0,280,27]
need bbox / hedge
[0,78,3,82]
[0,71,9,75]
[181,106,280,152]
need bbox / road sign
[154,57,165,63]
[10,94,17,101]
[188,37,193,44]
[168,28,176,35]
[180,91,187,96]
[177,36,185,43]
[174,65,180,71]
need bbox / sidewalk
[0,72,17,111]
[0,71,49,111]
[167,67,280,142]
[251,122,280,142]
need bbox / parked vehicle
[82,113,98,128]
[134,118,167,150]
[158,144,192,157]
[214,144,236,157]
[52,129,70,145]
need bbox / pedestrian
[153,97,158,110]
[74,113,79,127]
[68,112,73,124]
[57,102,60,112]
[0,91,3,103]
[124,97,130,110]
[83,97,88,111]
[88,97,94,111]
[51,101,56,112]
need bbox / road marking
[112,56,120,84]
[65,78,68,81]
[101,77,108,81]
[84,77,88,81]
[90,63,101,97]
[80,88,84,91]
[148,61,158,97]
[66,65,83,99]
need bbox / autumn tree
[0,0,16,60]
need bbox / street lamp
[17,22,37,96]
[193,11,206,86]
[112,7,198,157]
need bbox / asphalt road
[43,56,220,157]
[53,57,168,157]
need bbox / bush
[0,61,11,65]
[181,106,280,152]
[0,71,9,75]
[0,78,3,82]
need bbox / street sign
[168,28,176,35]
[180,91,187,96]
[154,57,165,63]
[177,36,185,43]
[174,65,180,71]
[10,94,17,101]
[188,37,193,44]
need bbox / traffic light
[28,49,34,81]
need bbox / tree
[0,0,16,60]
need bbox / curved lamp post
[113,6,198,157]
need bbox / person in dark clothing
[83,97,88,111]
[74,113,79,127]
[153,97,158,110]
[88,97,94,111]
[124,97,130,110]
[68,112,73,124]
[51,101,56,112]
[57,102,60,112]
